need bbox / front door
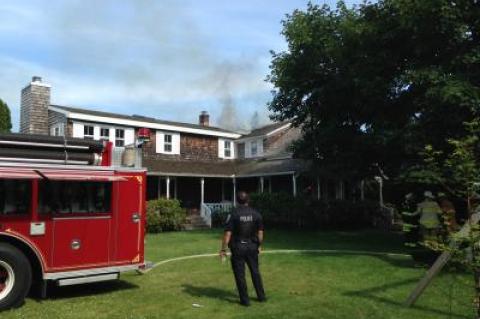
[114,173,145,264]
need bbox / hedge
[146,198,187,233]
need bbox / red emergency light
[138,128,151,142]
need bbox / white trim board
[49,106,241,139]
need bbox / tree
[0,99,12,133]
[405,119,480,316]
[267,1,480,181]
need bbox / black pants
[230,243,265,304]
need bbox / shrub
[250,192,380,230]
[146,198,186,233]
[211,206,234,228]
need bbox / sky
[0,0,361,132]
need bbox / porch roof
[235,157,308,177]
[143,158,236,177]
[143,157,309,178]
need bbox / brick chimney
[20,76,51,135]
[199,111,209,126]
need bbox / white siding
[124,128,135,146]
[72,122,83,138]
[156,131,180,155]
[71,121,135,147]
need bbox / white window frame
[51,123,64,137]
[164,134,173,153]
[156,131,180,155]
[218,138,235,159]
[115,129,125,147]
[84,125,94,140]
[224,140,232,158]
[100,128,110,141]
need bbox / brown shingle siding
[142,132,221,162]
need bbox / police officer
[219,191,266,306]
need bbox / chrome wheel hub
[0,261,14,301]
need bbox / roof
[235,157,308,177]
[239,121,291,139]
[49,104,241,138]
[143,158,236,177]
[142,157,308,177]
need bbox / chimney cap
[32,76,42,82]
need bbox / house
[19,76,349,216]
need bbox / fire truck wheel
[0,243,32,311]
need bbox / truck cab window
[0,179,31,215]
[38,181,112,214]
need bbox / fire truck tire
[0,243,32,311]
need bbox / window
[51,124,64,137]
[164,134,172,152]
[84,125,94,140]
[224,140,232,158]
[38,181,112,214]
[100,128,110,141]
[237,143,245,159]
[115,129,125,147]
[0,179,31,215]
[251,141,258,156]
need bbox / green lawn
[2,230,475,318]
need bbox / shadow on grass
[42,280,139,300]
[343,278,470,319]
[281,250,416,269]
[182,284,238,304]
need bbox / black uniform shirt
[224,205,264,243]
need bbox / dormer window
[115,129,125,147]
[84,125,94,140]
[218,138,234,159]
[251,141,258,157]
[224,141,231,158]
[164,134,173,152]
[100,128,110,141]
[156,131,180,154]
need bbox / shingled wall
[20,77,51,135]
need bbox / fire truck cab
[0,134,146,310]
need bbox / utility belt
[230,238,259,248]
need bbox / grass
[2,229,475,318]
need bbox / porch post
[166,176,170,199]
[260,177,264,193]
[232,177,236,207]
[316,177,321,200]
[292,174,297,197]
[200,177,205,208]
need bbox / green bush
[249,192,380,230]
[146,198,186,233]
[211,206,234,228]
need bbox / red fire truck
[0,133,146,310]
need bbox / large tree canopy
[268,0,480,180]
[0,99,12,133]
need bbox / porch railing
[200,202,233,228]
